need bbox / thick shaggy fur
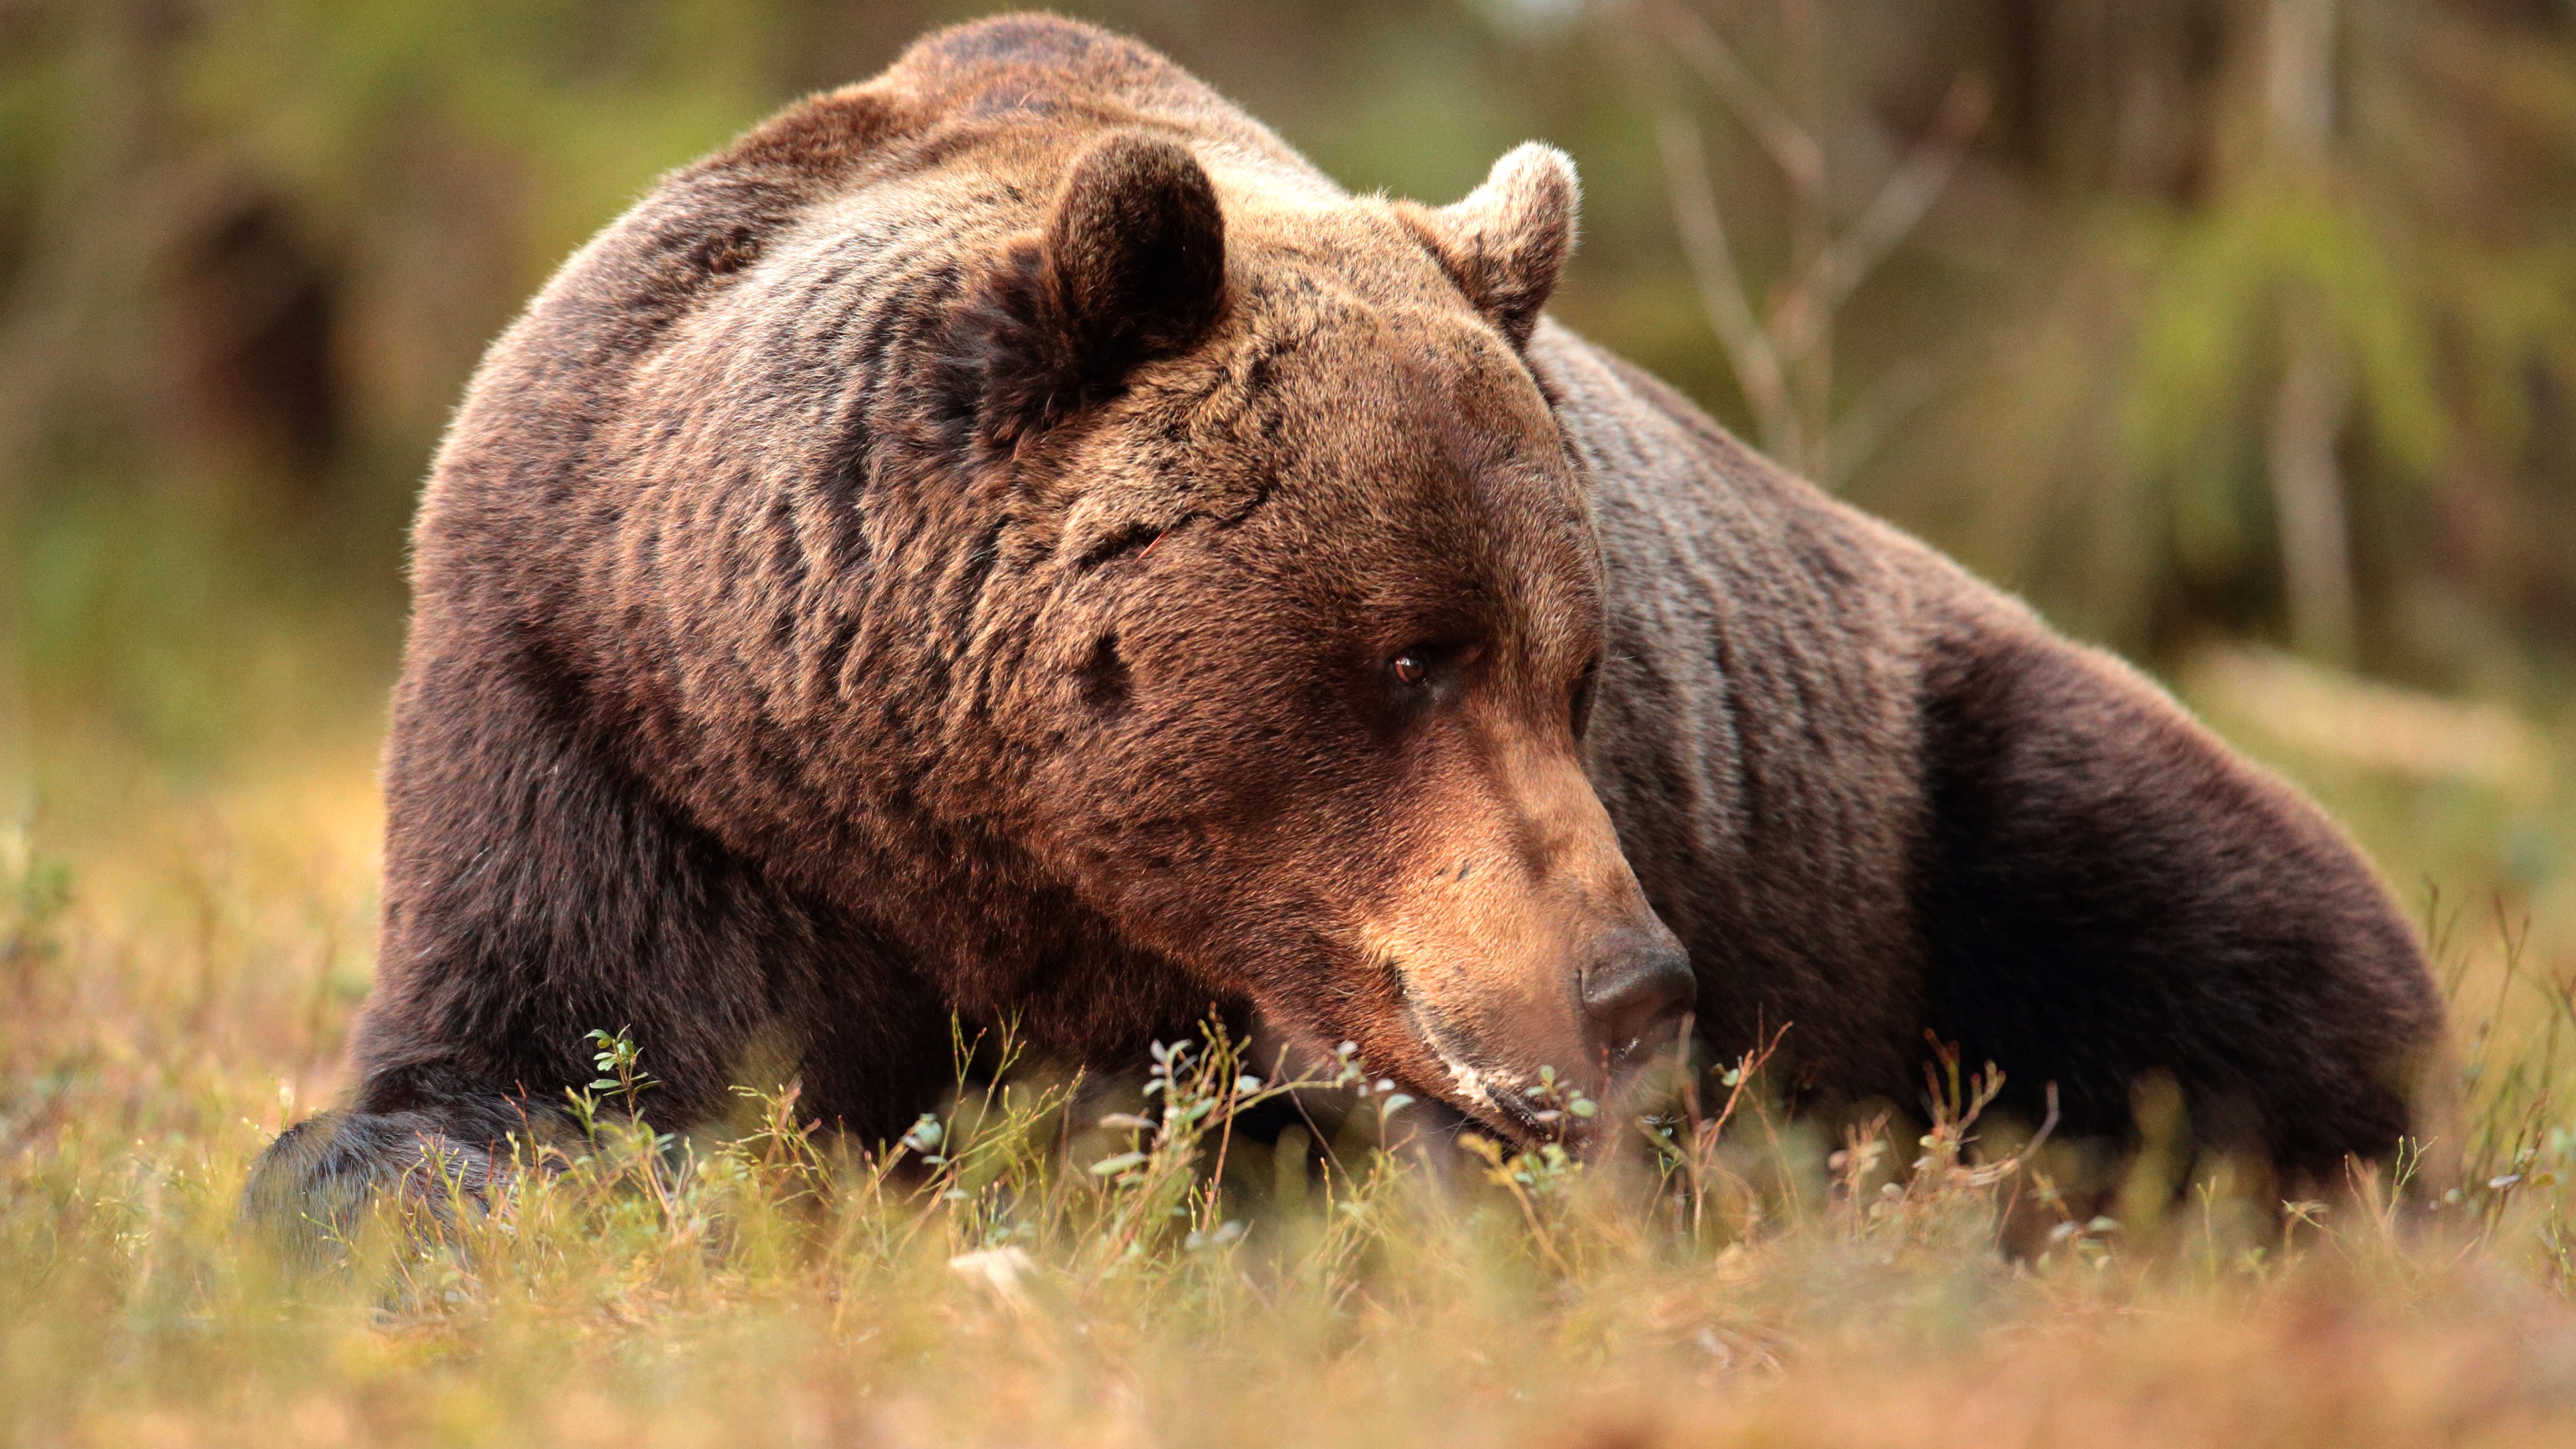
[251,15,2445,1238]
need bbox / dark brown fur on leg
[1912,625,2442,1181]
[240,1067,550,1267]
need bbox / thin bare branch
[1646,0,1823,199]
[1825,357,1938,488]
[1794,77,1990,341]
[1652,107,1801,467]
[2269,314,2359,663]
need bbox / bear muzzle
[1375,901,1696,1148]
[1577,924,1697,1068]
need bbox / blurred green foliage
[5,23,2576,1443]
[3,0,2575,784]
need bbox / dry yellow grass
[7,664,2576,1449]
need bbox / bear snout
[1578,926,1696,1067]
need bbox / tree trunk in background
[2265,0,2336,150]
[2270,326,2357,665]
[2265,0,2355,663]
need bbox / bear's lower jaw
[1432,1077,1639,1161]
[1411,1051,1599,1150]
[1392,1002,1620,1146]
[1424,1040,1695,1157]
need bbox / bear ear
[953,131,1228,451]
[1398,143,1579,350]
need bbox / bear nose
[1579,930,1696,1063]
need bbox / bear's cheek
[1008,750,1364,973]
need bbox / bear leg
[241,1064,568,1269]
[1914,625,2447,1185]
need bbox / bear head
[934,131,1693,1141]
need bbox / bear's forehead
[1228,311,1569,498]
[1148,229,1583,523]
[1218,193,1478,321]
[1065,288,1595,635]
[1156,330,1593,600]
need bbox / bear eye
[1570,657,1601,738]
[1379,641,1472,708]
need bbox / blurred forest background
[3,0,2574,1010]
[11,11,2576,1442]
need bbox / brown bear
[248,13,2446,1232]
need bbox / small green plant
[557,1026,678,1225]
[586,1024,660,1111]
[1525,1063,1598,1125]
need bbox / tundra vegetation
[5,692,2575,1446]
[9,1,2576,1444]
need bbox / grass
[9,561,2576,1446]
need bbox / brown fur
[249,15,2446,1240]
